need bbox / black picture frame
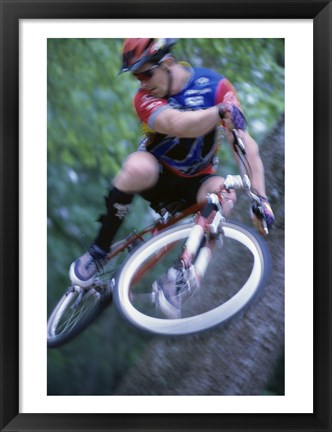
[1,0,331,431]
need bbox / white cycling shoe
[152,265,198,319]
[69,244,108,288]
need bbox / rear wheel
[47,239,130,348]
[47,284,112,348]
[114,221,271,335]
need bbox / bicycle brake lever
[232,129,246,155]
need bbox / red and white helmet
[120,38,177,73]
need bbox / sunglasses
[133,64,159,82]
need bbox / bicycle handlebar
[223,173,261,203]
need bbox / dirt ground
[114,118,285,396]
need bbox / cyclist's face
[133,62,168,98]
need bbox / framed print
[1,0,331,431]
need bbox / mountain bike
[47,129,271,348]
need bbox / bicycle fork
[180,193,224,283]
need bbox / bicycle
[47,129,271,348]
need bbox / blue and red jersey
[134,65,241,177]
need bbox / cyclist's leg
[140,165,193,211]
[155,175,236,315]
[113,151,160,193]
[196,175,236,216]
[143,173,223,317]
[70,152,160,286]
[95,152,159,251]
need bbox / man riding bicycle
[69,38,275,315]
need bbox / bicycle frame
[106,200,205,263]
[106,191,231,290]
[47,130,271,347]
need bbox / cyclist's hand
[251,196,275,236]
[218,103,247,130]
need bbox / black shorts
[140,165,216,213]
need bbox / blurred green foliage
[47,38,284,394]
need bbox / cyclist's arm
[152,77,239,137]
[153,106,220,138]
[225,128,267,197]
[215,78,266,196]
[134,90,220,138]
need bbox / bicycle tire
[47,240,129,348]
[47,285,112,348]
[114,221,271,335]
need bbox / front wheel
[114,221,271,335]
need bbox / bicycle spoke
[53,292,100,337]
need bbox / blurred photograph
[47,38,285,397]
